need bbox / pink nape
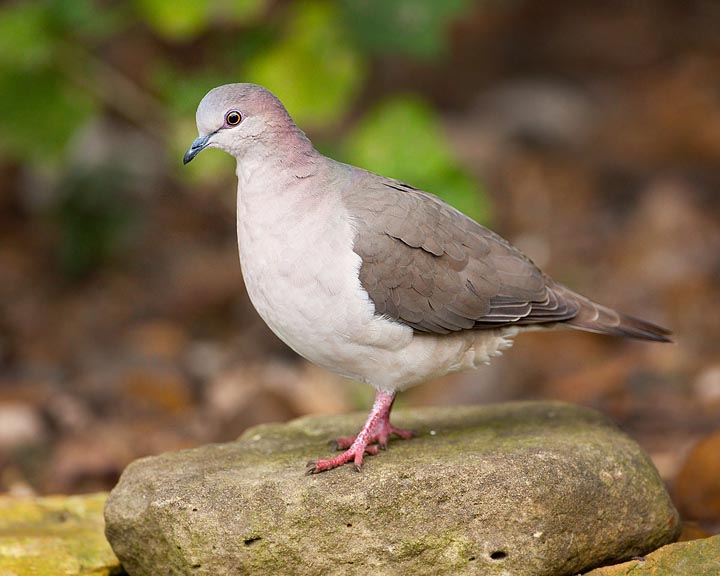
[305,391,415,474]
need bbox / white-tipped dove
[184,83,671,474]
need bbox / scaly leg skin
[305,391,415,474]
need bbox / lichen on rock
[584,534,720,575]
[0,492,123,576]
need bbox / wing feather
[342,174,578,334]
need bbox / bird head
[183,83,298,165]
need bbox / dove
[183,83,671,474]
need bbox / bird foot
[305,444,375,475]
[306,426,414,474]
[306,391,414,474]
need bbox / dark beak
[183,135,211,165]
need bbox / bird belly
[373,328,518,391]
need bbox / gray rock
[105,402,679,576]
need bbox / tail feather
[553,285,672,343]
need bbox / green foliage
[0,2,104,163]
[0,0,489,265]
[0,4,55,69]
[47,0,125,41]
[0,2,124,70]
[0,69,96,163]
[133,0,211,40]
[245,1,365,127]
[344,97,489,222]
[341,0,470,59]
[133,0,267,40]
[215,0,268,24]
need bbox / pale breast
[235,178,413,379]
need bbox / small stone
[0,492,123,576]
[673,429,720,522]
[583,534,720,575]
[105,402,679,576]
[694,365,720,404]
[0,402,46,449]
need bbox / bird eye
[225,110,242,126]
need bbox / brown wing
[342,176,579,335]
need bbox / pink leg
[306,391,415,474]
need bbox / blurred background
[0,0,718,534]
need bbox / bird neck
[235,126,320,186]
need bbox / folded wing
[342,174,670,342]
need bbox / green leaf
[211,0,268,24]
[133,0,211,41]
[47,0,126,41]
[134,0,266,41]
[245,0,365,127]
[344,96,489,222]
[340,0,470,59]
[0,4,56,70]
[0,69,96,163]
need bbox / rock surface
[0,492,124,576]
[105,402,679,576]
[584,534,720,575]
